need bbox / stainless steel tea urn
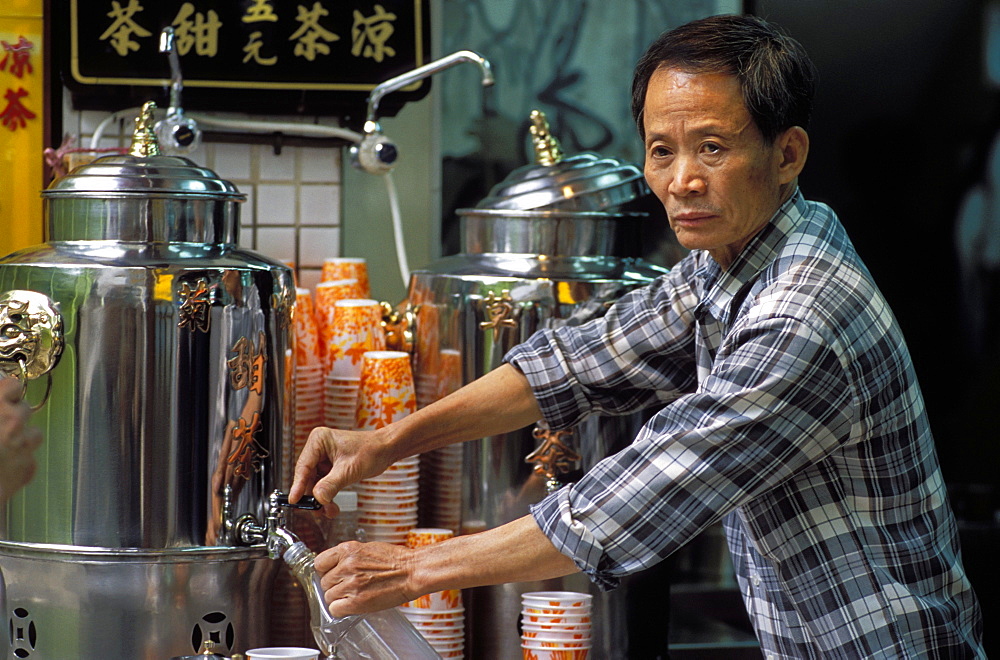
[0,103,295,659]
[403,111,672,658]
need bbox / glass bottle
[282,541,440,659]
[322,490,366,547]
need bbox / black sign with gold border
[55,0,431,121]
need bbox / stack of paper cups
[417,348,463,529]
[418,444,463,531]
[399,530,465,660]
[321,257,370,298]
[355,351,420,543]
[293,289,324,471]
[323,299,385,430]
[520,592,593,659]
[293,288,323,369]
[356,456,419,544]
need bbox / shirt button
[752,574,761,586]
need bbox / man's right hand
[289,426,395,516]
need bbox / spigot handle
[273,491,323,510]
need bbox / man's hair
[631,14,818,143]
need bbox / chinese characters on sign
[94,1,401,67]
[0,36,36,131]
[99,0,150,56]
[64,0,430,115]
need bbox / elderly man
[292,14,984,657]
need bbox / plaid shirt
[507,190,984,658]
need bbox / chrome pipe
[364,49,494,124]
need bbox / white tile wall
[299,184,339,225]
[256,182,297,225]
[61,101,344,287]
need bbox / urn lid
[472,109,647,212]
[42,101,244,202]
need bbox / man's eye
[651,146,671,158]
[702,142,721,154]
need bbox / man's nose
[667,156,706,197]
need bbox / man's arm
[316,514,579,616]
[290,363,544,508]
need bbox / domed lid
[473,109,647,212]
[42,101,244,201]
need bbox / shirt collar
[694,188,806,324]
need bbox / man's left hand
[316,540,418,616]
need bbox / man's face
[642,68,789,268]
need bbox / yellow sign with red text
[0,0,44,258]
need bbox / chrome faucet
[225,488,321,559]
[352,50,495,175]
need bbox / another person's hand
[316,540,417,616]
[0,377,43,503]
[290,426,395,515]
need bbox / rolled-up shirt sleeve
[516,312,855,589]
[506,266,702,430]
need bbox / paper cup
[355,351,416,430]
[361,481,418,492]
[522,592,592,608]
[522,622,592,633]
[314,282,367,362]
[321,257,370,297]
[403,588,463,610]
[521,612,592,624]
[406,527,454,548]
[520,646,589,660]
[325,299,386,375]
[399,606,463,621]
[521,630,592,642]
[246,648,320,660]
[521,638,590,649]
[522,604,592,615]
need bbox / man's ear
[775,126,809,185]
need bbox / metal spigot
[154,26,201,155]
[352,50,494,175]
[226,488,322,559]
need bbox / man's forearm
[410,514,579,594]
[382,363,544,462]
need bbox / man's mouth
[670,211,716,223]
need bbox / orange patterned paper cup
[326,299,386,375]
[402,589,463,611]
[521,646,589,660]
[314,279,366,358]
[406,527,454,548]
[355,351,416,430]
[321,257,370,297]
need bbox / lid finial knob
[129,101,161,157]
[529,109,563,167]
